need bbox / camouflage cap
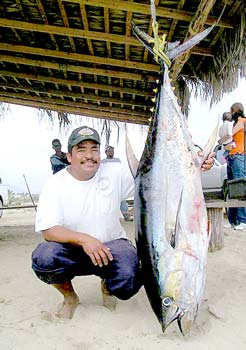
[68,126,100,153]
[52,139,62,149]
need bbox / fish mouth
[162,307,185,334]
[161,297,185,334]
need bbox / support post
[207,207,224,252]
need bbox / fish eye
[162,297,173,307]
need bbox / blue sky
[0,79,245,194]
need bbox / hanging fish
[128,1,217,335]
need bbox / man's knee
[104,239,143,300]
[32,242,77,284]
[32,242,63,270]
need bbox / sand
[0,209,246,350]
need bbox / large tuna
[128,5,217,335]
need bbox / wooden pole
[207,207,224,252]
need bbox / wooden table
[206,200,246,252]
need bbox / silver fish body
[134,66,209,334]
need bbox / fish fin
[125,126,139,178]
[170,191,183,249]
[166,24,216,60]
[198,115,220,165]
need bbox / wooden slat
[0,54,157,82]
[0,91,147,117]
[80,4,94,55]
[36,0,59,50]
[0,69,152,96]
[0,43,159,72]
[64,0,233,28]
[0,96,148,125]
[206,201,246,208]
[58,0,76,52]
[104,7,111,57]
[0,82,146,107]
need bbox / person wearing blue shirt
[50,139,69,174]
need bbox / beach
[0,208,246,350]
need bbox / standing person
[226,103,246,230]
[101,145,133,221]
[31,126,215,320]
[218,112,237,227]
[218,112,236,156]
[50,139,69,174]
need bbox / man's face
[106,147,114,159]
[67,140,100,180]
[53,143,61,152]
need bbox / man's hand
[198,151,216,171]
[80,234,113,267]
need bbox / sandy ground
[0,209,246,350]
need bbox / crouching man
[32,126,142,319]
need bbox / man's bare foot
[101,280,117,311]
[55,293,79,319]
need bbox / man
[32,126,141,319]
[50,138,69,174]
[32,126,215,320]
[101,145,132,221]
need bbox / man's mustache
[80,159,98,164]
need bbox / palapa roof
[0,0,245,125]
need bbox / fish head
[161,296,185,333]
[161,296,197,335]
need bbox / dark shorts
[32,238,142,300]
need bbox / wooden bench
[127,199,246,252]
[206,200,246,252]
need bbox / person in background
[50,139,70,174]
[218,112,236,157]
[101,145,133,221]
[223,103,246,230]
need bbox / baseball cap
[105,145,114,151]
[68,126,100,153]
[52,139,61,149]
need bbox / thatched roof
[0,0,245,125]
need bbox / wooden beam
[0,43,159,72]
[63,0,233,29]
[58,0,77,52]
[167,0,185,42]
[0,82,146,107]
[0,54,157,82]
[143,0,160,62]
[0,19,213,57]
[0,90,147,117]
[36,0,59,50]
[0,69,153,96]
[80,3,94,55]
[104,7,111,57]
[0,95,148,125]
[171,0,216,80]
[0,18,142,46]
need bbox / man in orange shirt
[227,103,246,230]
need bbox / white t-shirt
[35,162,134,242]
[219,120,233,144]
